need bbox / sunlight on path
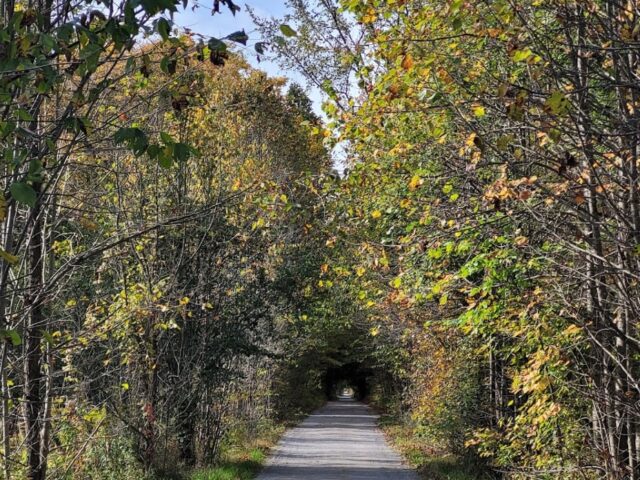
[256,400,419,480]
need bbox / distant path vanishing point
[256,399,420,480]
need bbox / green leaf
[16,109,34,122]
[1,329,21,346]
[146,144,160,160]
[160,132,174,145]
[10,182,37,207]
[545,90,570,115]
[226,29,248,45]
[173,142,190,162]
[255,42,266,55]
[140,0,178,16]
[158,150,172,168]
[160,55,177,75]
[40,33,56,52]
[157,17,171,41]
[279,24,297,37]
[42,330,55,345]
[207,37,227,52]
[512,48,533,62]
[114,127,149,156]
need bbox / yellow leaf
[408,175,422,190]
[371,210,382,219]
[252,217,265,230]
[465,132,477,147]
[514,236,528,246]
[563,324,582,336]
[356,266,366,277]
[362,8,377,24]
[472,104,485,117]
[0,249,19,265]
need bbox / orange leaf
[402,53,414,70]
[519,190,532,201]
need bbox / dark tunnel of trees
[324,362,373,401]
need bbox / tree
[0,0,329,472]
[259,0,640,477]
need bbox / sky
[174,1,325,116]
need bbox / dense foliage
[0,0,333,477]
[3,0,640,479]
[256,0,640,479]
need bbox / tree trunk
[24,181,46,480]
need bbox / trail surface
[256,399,419,480]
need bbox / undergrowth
[378,414,492,480]
[186,423,283,480]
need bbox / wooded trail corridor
[256,400,419,480]
[4,0,640,478]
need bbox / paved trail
[256,399,419,480]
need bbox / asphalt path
[256,399,420,480]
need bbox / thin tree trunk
[24,180,46,480]
[1,342,10,480]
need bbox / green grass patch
[187,423,283,480]
[189,448,264,480]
